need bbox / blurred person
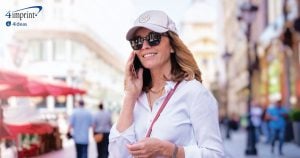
[2,140,17,158]
[250,100,263,143]
[266,99,289,155]
[223,115,231,139]
[93,102,112,158]
[109,10,224,158]
[224,113,239,140]
[68,100,93,158]
[261,105,271,144]
[229,113,240,131]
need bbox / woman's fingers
[127,143,142,153]
[123,51,143,97]
[127,51,142,80]
[127,143,141,150]
[137,67,143,79]
[125,51,135,75]
[127,142,152,158]
[128,51,135,63]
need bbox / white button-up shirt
[109,79,225,158]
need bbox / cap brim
[126,23,168,40]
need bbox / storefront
[258,39,296,107]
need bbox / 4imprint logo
[5,6,43,27]
[6,21,11,27]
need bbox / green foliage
[289,108,300,121]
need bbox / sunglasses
[129,31,168,50]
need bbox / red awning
[0,69,81,139]
[3,123,53,139]
[0,69,86,98]
[44,80,86,96]
[0,124,11,138]
[0,107,12,138]
[0,69,27,85]
[0,81,48,97]
[0,79,85,98]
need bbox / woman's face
[134,28,173,70]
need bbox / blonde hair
[142,31,202,92]
[168,31,202,83]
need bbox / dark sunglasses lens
[130,38,143,50]
[148,32,161,46]
[129,32,162,50]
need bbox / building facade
[0,0,134,117]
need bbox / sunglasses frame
[129,31,168,50]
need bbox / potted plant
[290,108,300,145]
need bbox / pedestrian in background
[109,10,224,157]
[223,113,239,139]
[93,102,112,158]
[261,105,271,144]
[266,99,289,155]
[68,100,93,158]
[250,100,263,143]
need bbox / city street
[223,130,300,158]
[33,129,300,158]
[1,0,300,158]
[33,138,97,158]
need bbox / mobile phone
[133,55,142,72]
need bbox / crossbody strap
[145,81,181,137]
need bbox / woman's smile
[142,52,158,58]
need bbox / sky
[0,0,194,60]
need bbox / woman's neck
[150,70,169,89]
[150,63,171,88]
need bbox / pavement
[32,129,300,158]
[223,129,300,158]
[33,138,97,158]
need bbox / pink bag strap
[145,81,181,137]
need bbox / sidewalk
[34,139,97,158]
[34,130,300,158]
[223,129,300,158]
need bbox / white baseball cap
[126,10,178,40]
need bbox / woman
[109,10,224,158]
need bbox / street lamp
[238,1,258,156]
[222,49,232,139]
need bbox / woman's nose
[141,40,151,50]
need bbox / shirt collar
[140,81,177,99]
[165,81,177,92]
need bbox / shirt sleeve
[185,88,225,158]
[108,124,136,158]
[89,112,94,127]
[92,114,97,127]
[69,113,74,127]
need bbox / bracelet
[172,144,178,158]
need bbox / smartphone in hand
[132,55,142,77]
[133,55,142,70]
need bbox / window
[54,77,67,108]
[32,97,47,108]
[55,96,67,108]
[53,40,67,61]
[28,41,46,61]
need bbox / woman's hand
[127,138,173,158]
[116,52,144,132]
[124,51,143,100]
